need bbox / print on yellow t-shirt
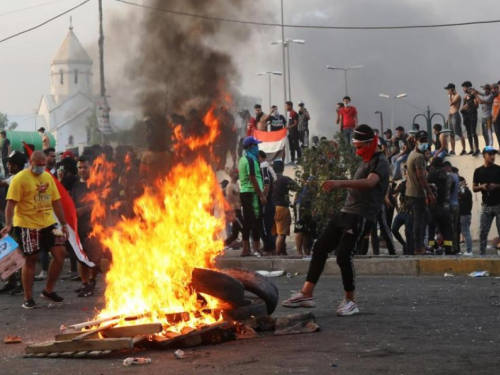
[6,169,61,229]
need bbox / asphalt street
[1,271,499,375]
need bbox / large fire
[87,104,228,333]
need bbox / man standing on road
[445,83,465,155]
[282,124,390,316]
[0,151,69,309]
[473,146,500,256]
[239,136,267,257]
[1,130,11,173]
[286,101,301,164]
[338,96,358,145]
[406,131,436,255]
[71,156,102,297]
[271,160,297,256]
[298,101,310,148]
[473,84,494,147]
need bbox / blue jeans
[460,214,472,253]
[391,213,413,255]
[393,154,408,180]
[431,150,448,159]
[343,128,354,145]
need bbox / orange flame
[90,103,228,333]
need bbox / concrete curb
[215,257,500,276]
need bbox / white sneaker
[336,299,359,316]
[282,292,316,308]
[462,252,473,257]
[34,271,47,281]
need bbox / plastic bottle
[123,358,152,366]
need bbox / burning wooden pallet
[25,320,235,359]
[24,268,281,359]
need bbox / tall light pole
[280,0,287,105]
[374,111,384,134]
[326,65,364,96]
[257,71,283,109]
[379,93,407,132]
[271,39,305,102]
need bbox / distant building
[37,24,95,152]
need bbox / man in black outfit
[473,146,500,255]
[283,124,390,316]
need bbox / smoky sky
[101,0,500,136]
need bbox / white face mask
[344,103,350,107]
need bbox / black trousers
[240,192,261,242]
[224,209,243,246]
[463,116,479,151]
[288,133,302,162]
[428,205,453,254]
[306,212,368,292]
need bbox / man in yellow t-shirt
[1,151,69,309]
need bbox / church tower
[50,21,93,103]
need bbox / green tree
[295,134,361,233]
[0,112,8,130]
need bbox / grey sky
[1,0,500,136]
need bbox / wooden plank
[25,338,134,354]
[104,323,162,338]
[55,323,163,341]
[72,321,118,341]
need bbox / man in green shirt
[238,136,267,256]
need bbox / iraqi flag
[22,143,95,267]
[253,128,287,161]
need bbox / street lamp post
[257,71,283,109]
[379,93,407,132]
[271,39,305,102]
[374,111,384,133]
[326,65,364,96]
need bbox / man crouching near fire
[1,151,69,309]
[283,125,390,316]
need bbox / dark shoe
[449,151,456,155]
[78,283,94,297]
[9,285,24,295]
[0,283,16,294]
[459,150,467,156]
[473,150,481,156]
[467,150,474,155]
[41,290,64,303]
[22,299,39,309]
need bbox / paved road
[1,273,499,375]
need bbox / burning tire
[220,268,279,315]
[191,268,247,308]
[222,297,268,321]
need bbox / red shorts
[14,224,66,256]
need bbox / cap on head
[383,129,392,135]
[444,83,455,90]
[298,101,305,107]
[461,81,472,88]
[243,136,262,148]
[482,146,498,154]
[482,84,491,90]
[37,127,45,133]
[352,124,375,143]
[416,130,429,141]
